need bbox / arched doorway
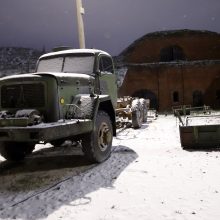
[132,89,158,110]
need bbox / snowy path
[0,115,220,220]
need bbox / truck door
[98,55,117,108]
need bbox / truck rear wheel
[81,111,113,163]
[0,142,34,161]
[131,99,143,128]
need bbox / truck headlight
[60,98,65,104]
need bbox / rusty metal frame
[175,107,220,149]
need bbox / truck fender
[94,95,116,136]
[71,94,96,119]
[71,94,116,136]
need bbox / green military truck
[0,49,118,163]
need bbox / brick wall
[118,61,220,111]
[118,30,220,111]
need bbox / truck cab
[0,49,117,163]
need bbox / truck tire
[81,111,113,163]
[140,98,148,122]
[131,99,143,129]
[0,142,34,161]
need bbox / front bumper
[0,119,93,142]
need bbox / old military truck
[0,49,117,163]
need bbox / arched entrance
[132,89,158,110]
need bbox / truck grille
[1,83,45,108]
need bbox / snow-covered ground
[186,114,220,126]
[0,115,220,220]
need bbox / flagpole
[75,0,86,48]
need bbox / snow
[0,115,220,220]
[186,115,220,126]
[0,47,42,76]
[40,49,110,60]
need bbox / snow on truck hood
[0,72,93,82]
[0,73,42,81]
[34,72,93,80]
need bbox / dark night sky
[0,0,219,55]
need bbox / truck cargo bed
[179,115,220,149]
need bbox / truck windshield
[37,55,95,74]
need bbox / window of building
[193,90,204,107]
[160,45,186,62]
[173,91,179,103]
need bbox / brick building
[117,29,220,111]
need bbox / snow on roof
[120,29,220,56]
[40,49,111,59]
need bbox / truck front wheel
[0,142,34,161]
[81,111,113,163]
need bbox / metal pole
[75,0,86,48]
